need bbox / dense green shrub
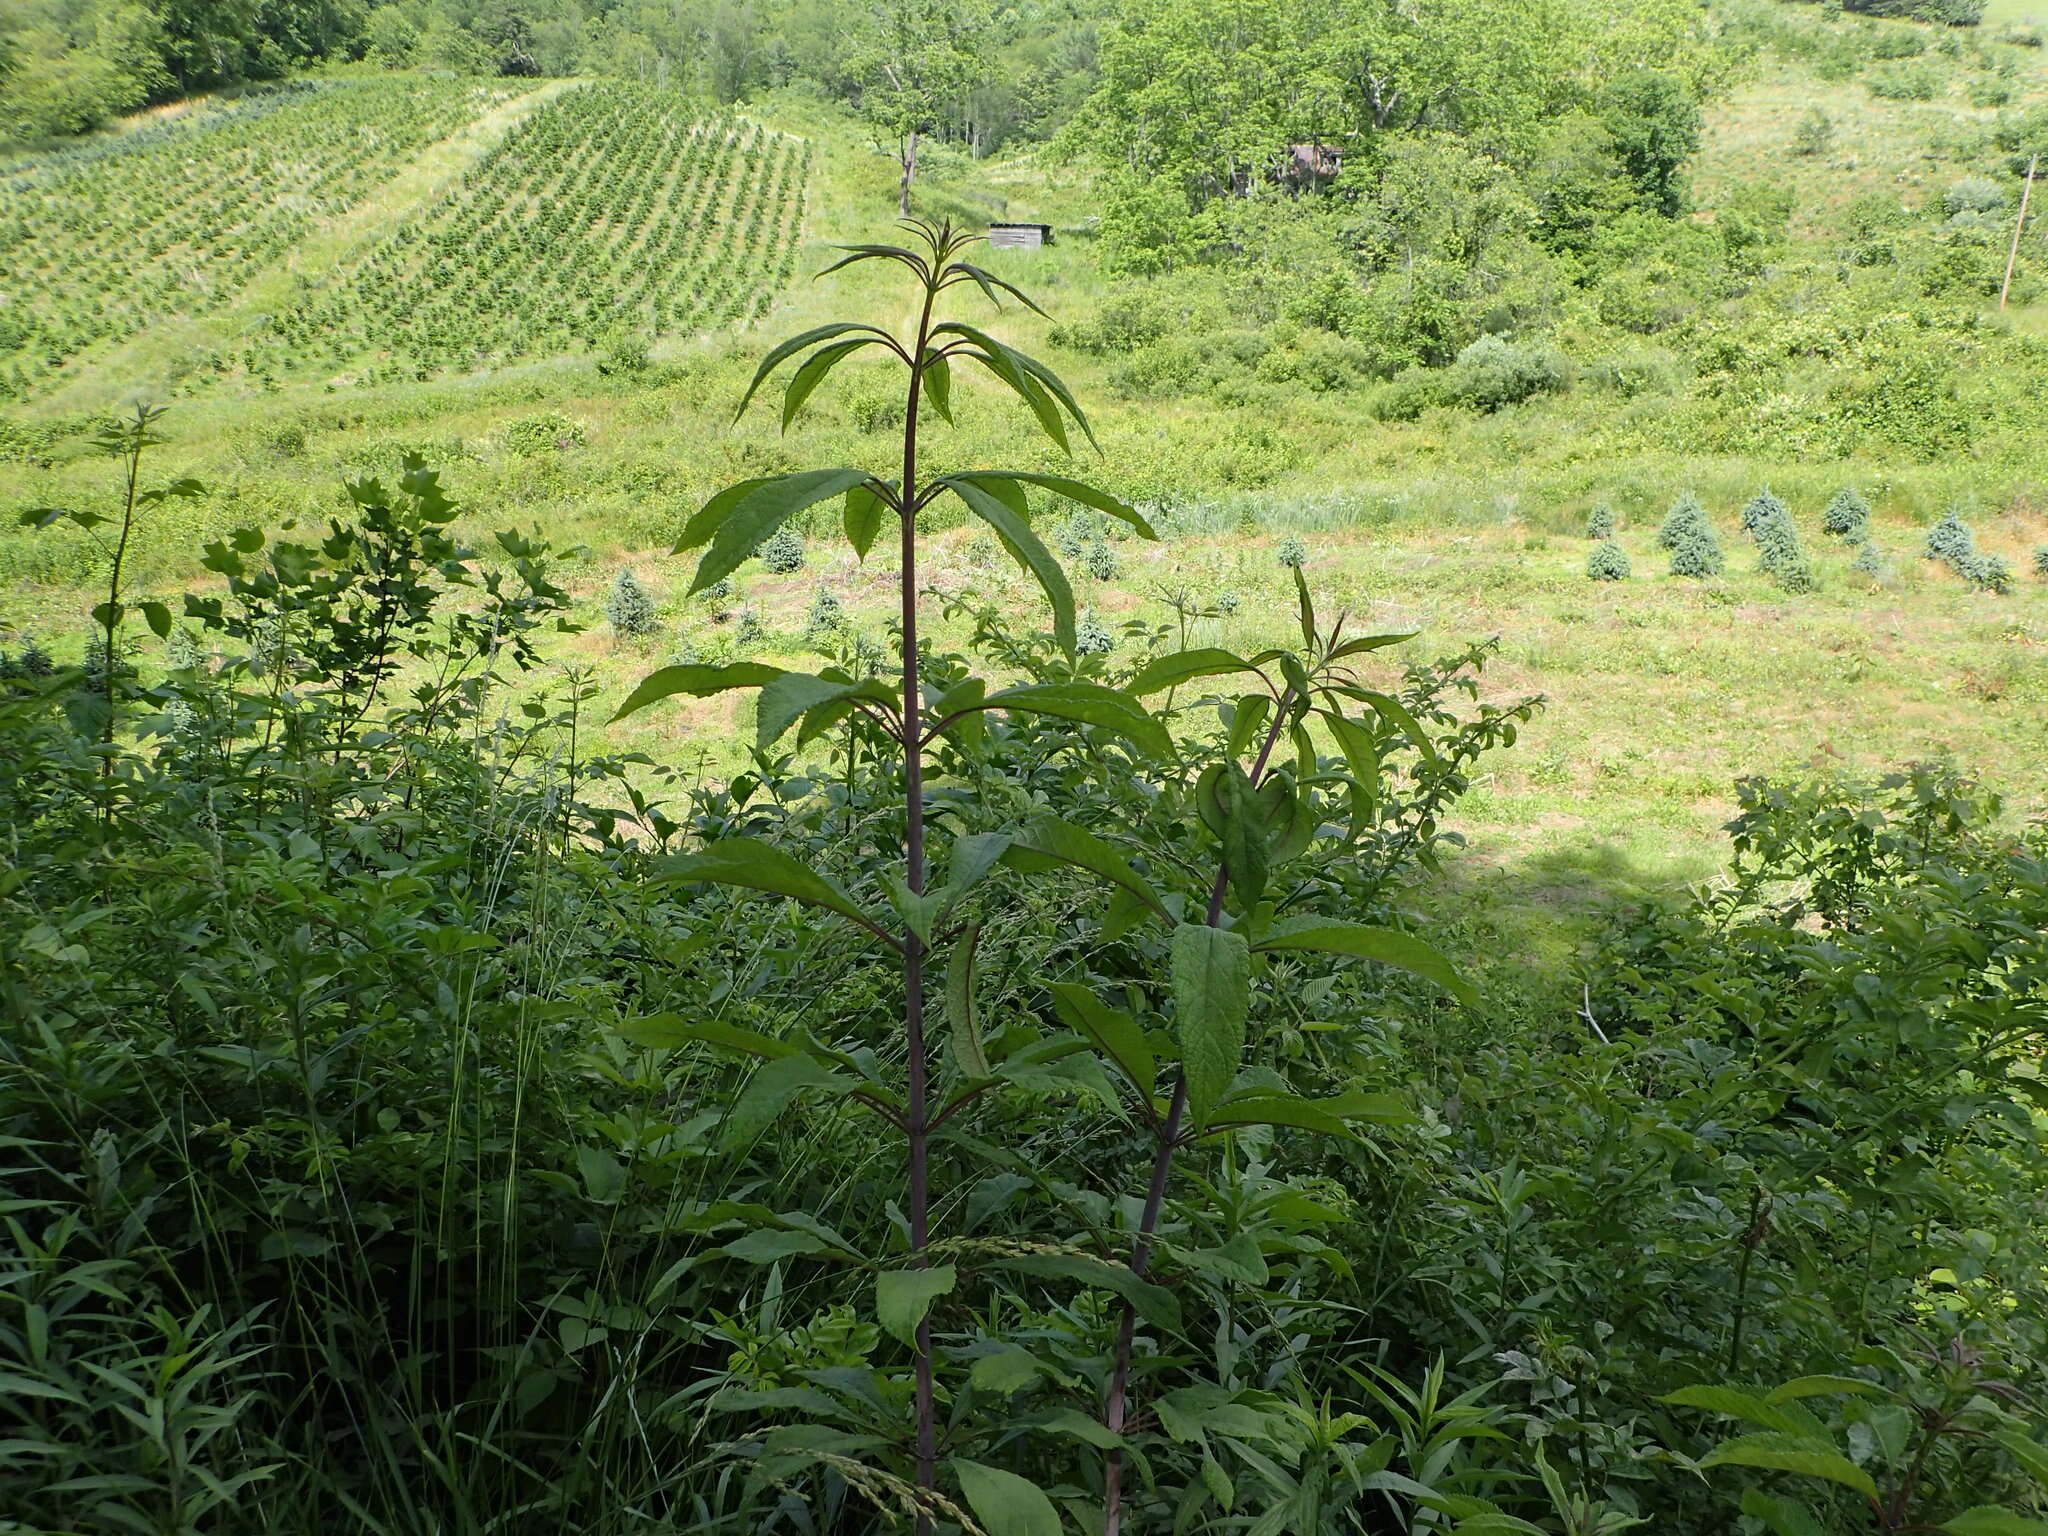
[1747,495,1817,592]
[1851,539,1887,580]
[2034,547,2048,578]
[1943,175,2008,216]
[603,567,660,636]
[1586,539,1632,580]
[1659,490,1725,577]
[802,586,845,649]
[502,410,586,453]
[1794,108,1836,157]
[1820,485,1871,538]
[1866,61,1941,100]
[756,526,805,573]
[1585,502,1617,539]
[1446,334,1570,412]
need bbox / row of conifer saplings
[1584,488,2042,594]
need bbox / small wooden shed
[988,222,1055,249]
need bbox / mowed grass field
[3,11,2046,959]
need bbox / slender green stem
[901,254,941,1528]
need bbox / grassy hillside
[3,3,2046,945]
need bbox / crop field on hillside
[0,77,522,401]
[222,84,811,389]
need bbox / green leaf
[679,469,875,594]
[1991,1429,2048,1490]
[1292,564,1317,649]
[1253,918,1474,1007]
[1180,1232,1268,1286]
[616,1015,799,1059]
[1127,648,1256,697]
[876,1265,956,1347]
[945,478,1076,653]
[1048,982,1156,1094]
[970,1347,1045,1394]
[1659,1386,1815,1435]
[945,471,1156,538]
[922,350,954,422]
[946,923,991,1078]
[983,681,1171,758]
[732,322,898,420]
[1328,631,1416,662]
[719,1229,832,1264]
[1008,817,1167,919]
[936,327,1073,452]
[724,1055,857,1149]
[1171,924,1250,1132]
[1197,763,1269,903]
[941,323,1099,450]
[1739,1489,1825,1536]
[1204,1088,1413,1136]
[1941,1508,2048,1536]
[612,663,784,723]
[1764,1376,1886,1405]
[989,1253,1181,1332]
[756,672,894,749]
[938,832,1011,913]
[90,601,124,630]
[943,259,1050,317]
[1356,689,1440,763]
[138,600,172,640]
[649,837,884,937]
[843,480,890,559]
[952,1458,1062,1536]
[781,339,873,430]
[1698,1433,1877,1498]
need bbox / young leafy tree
[612,219,1471,1528]
[849,0,993,215]
[613,218,1166,1526]
[19,402,203,811]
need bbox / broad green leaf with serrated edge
[723,1056,856,1149]
[1739,1489,1825,1536]
[990,1253,1181,1332]
[649,837,878,933]
[781,339,872,430]
[720,1229,831,1263]
[970,1347,1044,1394]
[1764,1376,1886,1405]
[946,924,990,1078]
[1008,817,1166,917]
[1172,924,1250,1132]
[756,672,893,749]
[1658,1386,1814,1435]
[843,480,889,558]
[732,322,897,419]
[1991,1429,2048,1489]
[946,471,1155,537]
[681,469,874,594]
[1253,918,1474,1006]
[876,1265,956,1347]
[923,350,953,421]
[984,681,1170,758]
[1049,982,1156,1094]
[1128,648,1255,696]
[612,663,783,723]
[616,1015,799,1058]
[953,1459,1061,1536]
[1698,1433,1877,1498]
[945,479,1076,652]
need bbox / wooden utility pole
[2000,153,2038,313]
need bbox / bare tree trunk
[899,129,919,218]
[2001,153,2038,313]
